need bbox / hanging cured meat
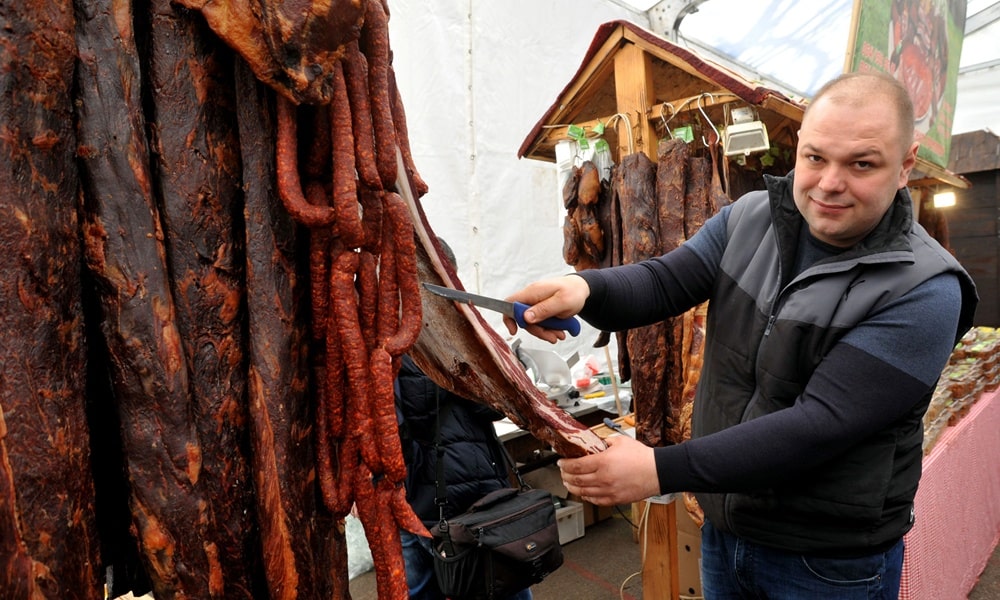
[562,161,607,270]
[565,136,726,448]
[1,0,607,598]
[0,0,99,596]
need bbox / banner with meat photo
[845,0,968,168]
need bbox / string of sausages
[274,2,429,597]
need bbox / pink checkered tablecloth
[899,387,1000,599]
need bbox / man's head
[793,72,920,248]
[437,236,457,268]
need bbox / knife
[422,282,581,337]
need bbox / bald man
[503,72,978,599]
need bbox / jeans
[400,529,533,600]
[700,518,904,599]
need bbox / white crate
[555,500,585,545]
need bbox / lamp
[723,105,770,157]
[933,190,956,208]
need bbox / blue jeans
[400,529,533,600]
[700,518,904,599]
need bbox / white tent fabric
[387,1,999,364]
[389,0,645,364]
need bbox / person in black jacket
[395,240,532,600]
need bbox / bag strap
[433,387,461,556]
[493,422,529,491]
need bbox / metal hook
[659,102,676,139]
[697,93,720,147]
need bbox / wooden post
[613,39,681,600]
[612,42,658,159]
[633,499,680,599]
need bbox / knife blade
[422,282,581,337]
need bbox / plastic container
[556,500,585,545]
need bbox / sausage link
[358,183,383,254]
[375,196,399,343]
[388,64,429,196]
[324,303,347,439]
[356,250,379,352]
[360,0,397,188]
[330,60,364,248]
[307,182,332,340]
[276,97,337,227]
[314,375,338,511]
[342,41,381,190]
[303,106,331,180]
[331,434,357,518]
[353,464,408,600]
[329,250,381,472]
[391,483,430,538]
[381,192,422,357]
[370,348,406,481]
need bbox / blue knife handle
[511,302,581,337]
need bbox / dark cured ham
[175,0,364,105]
[76,0,229,595]
[0,0,101,595]
[236,61,346,599]
[146,3,263,595]
[615,151,671,447]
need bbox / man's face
[792,95,918,248]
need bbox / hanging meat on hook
[562,161,608,271]
[0,0,99,596]
[0,0,608,596]
[574,135,726,448]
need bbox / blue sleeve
[576,205,730,331]
[839,273,962,386]
[651,272,962,493]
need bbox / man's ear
[898,141,920,189]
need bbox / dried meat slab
[0,0,101,596]
[237,60,345,599]
[397,162,605,459]
[146,3,264,595]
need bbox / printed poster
[845,0,967,168]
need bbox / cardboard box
[676,528,702,597]
[564,492,617,527]
[522,464,568,499]
[673,500,703,598]
[556,500,585,545]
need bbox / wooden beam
[613,42,658,159]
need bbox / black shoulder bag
[430,392,564,600]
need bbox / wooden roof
[517,20,803,163]
[949,129,1000,174]
[518,20,968,189]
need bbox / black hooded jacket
[395,355,511,527]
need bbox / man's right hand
[502,274,590,343]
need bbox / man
[502,72,977,599]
